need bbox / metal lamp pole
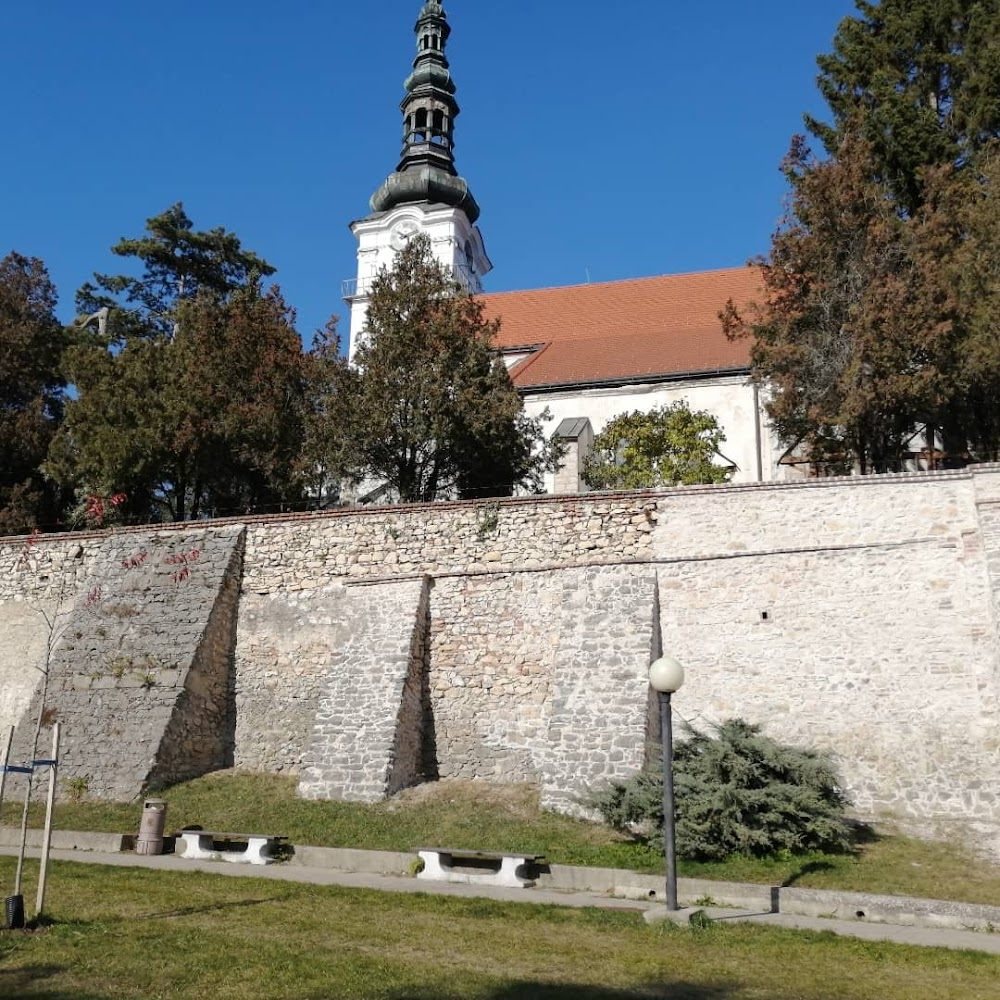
[649,656,685,911]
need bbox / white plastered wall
[524,374,784,491]
[347,203,491,362]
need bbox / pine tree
[76,202,275,339]
[725,1,1000,471]
[0,253,67,534]
[592,720,853,861]
[51,284,307,522]
[947,145,1000,459]
[807,0,1000,215]
[296,319,361,507]
[330,235,561,503]
[50,209,303,522]
[723,134,976,472]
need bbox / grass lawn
[1,857,999,1000]
[4,772,1000,905]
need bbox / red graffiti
[18,528,42,565]
[164,549,202,566]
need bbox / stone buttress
[6,527,243,801]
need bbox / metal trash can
[5,893,25,930]
[135,798,168,856]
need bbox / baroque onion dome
[370,1,480,223]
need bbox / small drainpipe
[753,382,764,481]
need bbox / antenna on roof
[585,268,591,284]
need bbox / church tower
[345,1,492,362]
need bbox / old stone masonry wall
[3,527,243,801]
[1,469,999,858]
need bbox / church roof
[481,267,761,390]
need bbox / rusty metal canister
[135,798,168,856]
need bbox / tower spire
[370,1,480,222]
[347,1,492,361]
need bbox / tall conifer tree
[0,253,67,533]
[51,210,306,521]
[325,235,560,503]
[726,0,1000,471]
[807,0,1000,214]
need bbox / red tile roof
[481,267,760,389]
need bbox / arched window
[431,109,445,144]
[414,108,428,142]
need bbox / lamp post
[649,655,685,911]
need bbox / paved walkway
[3,844,1000,955]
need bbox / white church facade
[345,2,784,493]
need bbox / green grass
[1,858,998,1000]
[4,771,1000,905]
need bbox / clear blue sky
[2,0,857,343]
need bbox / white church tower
[345,1,492,362]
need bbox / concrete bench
[175,830,287,866]
[415,847,544,888]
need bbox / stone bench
[175,830,287,866]
[415,847,545,888]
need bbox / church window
[431,109,445,144]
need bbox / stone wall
[537,569,659,813]
[0,603,52,742]
[1,469,999,857]
[145,536,244,790]
[422,567,659,807]
[4,527,243,800]
[0,535,104,740]
[233,581,359,774]
[297,578,429,802]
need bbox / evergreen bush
[592,719,853,861]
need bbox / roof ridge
[480,265,758,299]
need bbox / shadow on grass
[141,893,295,920]
[383,983,735,1000]
[847,820,879,847]
[0,963,110,999]
[781,860,837,887]
[780,822,879,887]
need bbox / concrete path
[3,844,1000,955]
[647,904,1000,954]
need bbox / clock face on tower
[390,219,419,250]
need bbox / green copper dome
[368,0,478,222]
[404,60,456,95]
[371,167,480,222]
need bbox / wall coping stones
[339,536,952,590]
[4,463,1000,550]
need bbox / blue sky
[2,0,857,343]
